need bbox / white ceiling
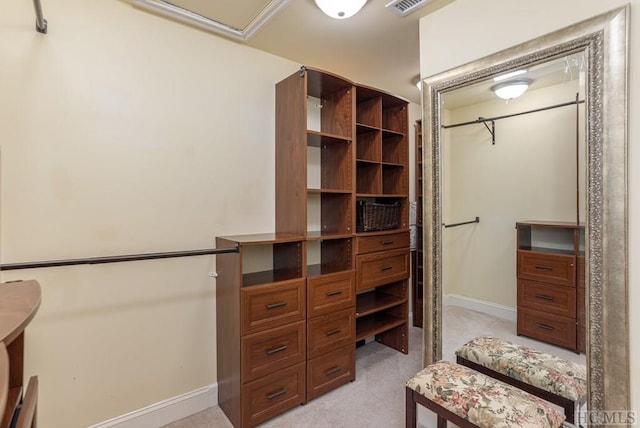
[131,0,456,104]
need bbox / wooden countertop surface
[0,343,7,417]
[0,280,41,346]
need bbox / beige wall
[420,0,639,413]
[443,81,584,307]
[0,0,298,427]
[0,1,421,427]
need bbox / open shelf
[356,162,381,194]
[307,238,353,277]
[355,291,406,318]
[307,130,351,146]
[307,139,352,191]
[307,192,353,235]
[355,313,405,341]
[356,128,381,162]
[382,164,406,195]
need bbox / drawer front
[517,279,576,318]
[357,231,410,254]
[307,308,355,359]
[242,321,305,383]
[357,249,409,291]
[307,270,355,318]
[306,345,355,401]
[242,362,305,428]
[517,250,576,287]
[517,307,577,350]
[241,279,305,334]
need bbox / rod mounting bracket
[478,117,496,145]
[36,18,48,34]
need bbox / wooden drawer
[307,308,354,359]
[517,250,576,287]
[241,279,305,334]
[356,231,410,254]
[306,345,355,401]
[517,307,577,350]
[356,248,409,291]
[517,279,576,318]
[241,321,305,383]
[242,362,305,428]
[307,270,354,318]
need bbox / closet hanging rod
[0,246,239,271]
[442,98,584,130]
[443,217,480,229]
[32,0,47,33]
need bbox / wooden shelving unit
[215,234,307,428]
[354,85,409,354]
[216,66,410,427]
[275,66,356,406]
[515,221,585,353]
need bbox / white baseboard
[89,384,217,428]
[444,294,516,322]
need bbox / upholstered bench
[456,336,586,424]
[406,360,565,428]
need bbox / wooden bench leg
[437,415,447,428]
[406,387,417,428]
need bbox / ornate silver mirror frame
[421,6,629,418]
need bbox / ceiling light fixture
[490,79,533,100]
[314,0,367,19]
[493,69,527,82]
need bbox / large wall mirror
[421,5,629,419]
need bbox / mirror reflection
[437,52,588,413]
[418,6,630,421]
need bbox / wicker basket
[356,201,401,232]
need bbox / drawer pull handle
[534,265,553,271]
[381,240,394,245]
[266,301,287,310]
[535,294,555,301]
[326,328,341,336]
[325,366,342,376]
[266,345,288,355]
[535,322,554,331]
[266,388,288,400]
[380,265,393,271]
[326,290,343,297]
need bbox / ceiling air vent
[385,0,432,16]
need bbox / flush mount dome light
[314,0,367,19]
[490,79,533,100]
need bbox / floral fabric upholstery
[455,336,586,401]
[406,361,565,428]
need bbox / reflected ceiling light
[493,69,527,82]
[314,0,367,19]
[491,79,533,100]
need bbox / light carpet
[163,305,584,428]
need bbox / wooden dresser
[215,234,307,428]
[516,221,585,353]
[0,280,41,428]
